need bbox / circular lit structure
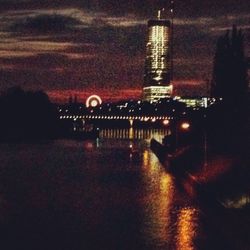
[86,95,102,108]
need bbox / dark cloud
[0,46,144,90]
[79,25,146,54]
[0,53,69,69]
[1,0,250,18]
[9,14,82,34]
[7,12,146,55]
[0,1,249,100]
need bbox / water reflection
[56,130,250,249]
[177,207,199,250]
[141,149,175,248]
[0,129,249,249]
[100,128,169,142]
[223,194,250,209]
[83,129,201,249]
[140,146,201,249]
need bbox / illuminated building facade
[143,13,172,102]
[143,85,173,101]
[174,96,217,108]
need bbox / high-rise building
[143,11,173,102]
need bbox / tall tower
[143,10,173,102]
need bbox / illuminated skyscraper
[143,11,173,102]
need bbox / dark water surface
[0,129,249,250]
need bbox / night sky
[0,0,249,102]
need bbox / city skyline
[0,1,249,102]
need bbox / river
[0,128,249,250]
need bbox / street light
[162,120,191,153]
[163,119,170,126]
[181,122,190,130]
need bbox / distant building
[143,11,173,102]
[174,96,217,108]
[143,85,173,102]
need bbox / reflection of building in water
[129,127,134,140]
[100,128,169,141]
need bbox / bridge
[59,114,174,127]
[59,115,173,121]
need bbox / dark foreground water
[0,129,250,250]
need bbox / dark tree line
[208,26,249,152]
[0,87,58,142]
[212,25,248,104]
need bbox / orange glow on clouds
[47,88,142,103]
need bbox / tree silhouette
[208,26,249,152]
[0,87,58,142]
[212,25,248,104]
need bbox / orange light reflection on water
[177,207,199,250]
[192,155,234,184]
[142,149,175,245]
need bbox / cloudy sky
[0,0,249,102]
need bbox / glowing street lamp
[163,119,170,126]
[181,122,190,130]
